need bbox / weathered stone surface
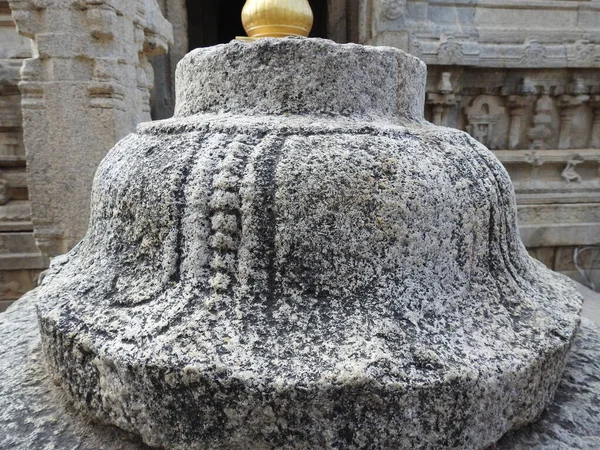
[2,293,599,449]
[0,291,147,450]
[150,0,188,119]
[7,0,173,258]
[0,1,45,306]
[34,39,582,449]
[358,0,600,261]
[361,0,600,69]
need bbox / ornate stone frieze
[361,0,600,68]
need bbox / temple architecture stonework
[1,37,594,450]
[0,0,44,309]
[0,0,172,309]
[358,0,600,286]
[0,0,599,307]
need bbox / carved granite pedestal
[1,39,597,450]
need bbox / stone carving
[520,39,547,66]
[2,293,600,449]
[7,0,173,258]
[558,86,590,149]
[408,33,422,59]
[518,204,600,225]
[562,155,584,183]
[361,0,600,69]
[590,95,600,148]
[437,36,463,65]
[0,177,8,205]
[0,3,44,306]
[527,94,553,149]
[572,39,595,65]
[380,0,405,20]
[426,72,458,126]
[506,95,530,149]
[32,38,582,450]
[464,95,506,148]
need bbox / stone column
[426,71,458,127]
[558,94,589,149]
[8,0,173,258]
[590,95,600,149]
[151,0,187,119]
[0,0,46,308]
[506,95,529,150]
[528,94,553,150]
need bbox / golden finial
[239,0,314,40]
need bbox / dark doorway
[186,0,329,50]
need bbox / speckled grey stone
[2,294,599,450]
[31,38,583,449]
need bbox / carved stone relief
[561,155,584,183]
[380,0,405,20]
[0,1,44,304]
[437,37,463,65]
[521,39,547,66]
[590,95,600,149]
[464,95,506,149]
[507,95,531,150]
[528,95,553,150]
[0,177,9,204]
[426,72,458,127]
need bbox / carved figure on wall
[561,155,584,183]
[528,95,553,149]
[521,39,546,66]
[438,37,463,65]
[380,0,406,20]
[573,39,594,65]
[464,95,506,148]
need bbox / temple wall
[358,0,600,287]
[0,0,43,311]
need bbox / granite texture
[2,293,599,449]
[31,39,582,449]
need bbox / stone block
[34,38,582,450]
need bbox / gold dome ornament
[241,0,314,40]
